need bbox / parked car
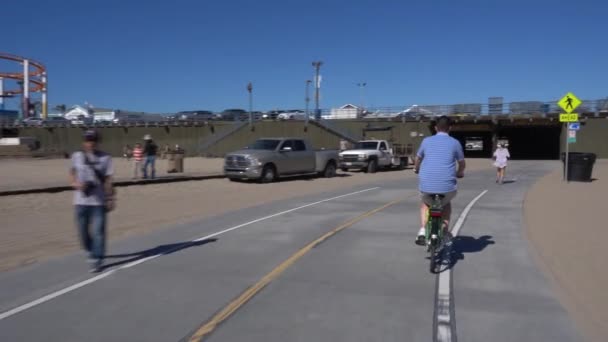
[70,115,94,125]
[112,114,145,125]
[16,117,44,126]
[224,138,339,183]
[262,110,283,120]
[220,109,247,121]
[43,116,70,125]
[178,110,217,121]
[339,139,410,173]
[277,110,307,120]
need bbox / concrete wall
[205,121,342,156]
[17,123,233,157]
[204,120,434,156]
[560,118,608,158]
[12,118,607,159]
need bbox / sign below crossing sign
[568,122,580,130]
[560,113,579,122]
[568,130,576,143]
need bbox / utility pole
[305,80,312,127]
[247,82,253,127]
[312,61,323,120]
[357,82,366,116]
[0,77,4,110]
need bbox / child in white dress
[493,144,510,184]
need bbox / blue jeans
[142,155,156,179]
[76,205,107,260]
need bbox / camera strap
[82,150,106,184]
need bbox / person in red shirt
[132,143,144,179]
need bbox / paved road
[0,161,582,341]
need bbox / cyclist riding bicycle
[414,116,465,246]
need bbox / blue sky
[2,0,607,113]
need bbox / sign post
[558,92,581,182]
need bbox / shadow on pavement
[101,238,218,271]
[437,235,495,272]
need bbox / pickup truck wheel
[323,162,337,178]
[398,158,407,170]
[367,159,377,173]
[260,165,276,183]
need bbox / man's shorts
[420,191,457,206]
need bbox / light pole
[305,80,312,127]
[0,77,4,110]
[247,82,253,127]
[312,61,323,120]
[357,82,366,116]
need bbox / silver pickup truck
[224,138,339,183]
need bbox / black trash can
[561,152,596,182]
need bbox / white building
[324,104,361,119]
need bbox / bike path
[0,162,582,341]
[453,162,582,342]
[0,181,419,341]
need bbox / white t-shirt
[493,148,510,167]
[70,151,114,206]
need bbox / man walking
[69,130,115,272]
[142,134,158,179]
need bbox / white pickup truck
[338,140,410,173]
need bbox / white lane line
[192,187,380,242]
[435,189,488,342]
[0,271,115,321]
[0,187,379,321]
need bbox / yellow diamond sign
[557,92,581,113]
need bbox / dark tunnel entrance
[450,131,494,158]
[497,125,562,160]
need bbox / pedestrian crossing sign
[558,92,581,113]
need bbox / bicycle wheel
[428,217,441,273]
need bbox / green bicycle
[425,194,447,273]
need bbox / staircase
[310,120,362,143]
[198,121,248,157]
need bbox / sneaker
[415,227,426,246]
[443,231,454,247]
[89,259,102,273]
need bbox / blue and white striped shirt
[417,132,464,193]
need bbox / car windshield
[353,142,379,149]
[249,139,281,150]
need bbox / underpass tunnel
[497,125,562,160]
[450,131,494,158]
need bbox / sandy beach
[525,159,608,342]
[0,157,224,192]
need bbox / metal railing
[2,98,608,128]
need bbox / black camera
[82,181,97,197]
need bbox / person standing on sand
[132,143,144,179]
[493,143,510,184]
[161,144,170,159]
[142,134,158,179]
[69,130,115,273]
[123,144,132,161]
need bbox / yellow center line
[187,197,404,341]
